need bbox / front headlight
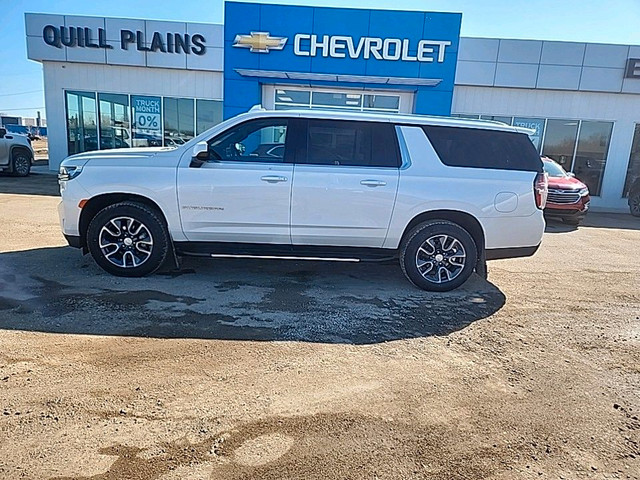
[58,165,83,181]
[579,187,589,196]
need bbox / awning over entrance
[234,69,443,87]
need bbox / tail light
[534,172,548,209]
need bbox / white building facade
[25,9,640,212]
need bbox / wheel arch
[10,145,33,162]
[78,193,169,250]
[399,210,486,253]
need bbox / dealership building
[25,1,640,212]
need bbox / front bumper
[545,201,589,219]
[58,177,89,238]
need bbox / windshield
[543,160,567,177]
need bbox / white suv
[58,109,547,291]
[0,127,34,176]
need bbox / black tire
[630,192,640,217]
[400,220,478,292]
[86,202,169,277]
[11,150,31,177]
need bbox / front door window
[208,119,288,163]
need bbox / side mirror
[567,172,575,178]
[0,128,6,138]
[192,141,209,159]
[190,141,210,168]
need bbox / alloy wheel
[98,216,154,268]
[13,155,30,176]
[415,234,466,284]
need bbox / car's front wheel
[86,202,169,277]
[11,151,31,177]
[400,220,478,292]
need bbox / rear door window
[422,125,543,172]
[301,119,400,168]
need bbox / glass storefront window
[480,115,513,125]
[541,119,580,172]
[513,117,545,151]
[66,91,220,153]
[275,89,311,106]
[623,124,640,197]
[363,94,400,111]
[573,121,613,196]
[195,99,223,135]
[312,91,362,109]
[164,97,195,146]
[132,95,162,147]
[452,114,480,119]
[66,91,98,155]
[98,93,130,150]
[274,104,306,111]
[273,88,402,113]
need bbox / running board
[175,241,397,262]
[208,254,360,262]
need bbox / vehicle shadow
[544,212,640,233]
[544,217,577,233]
[0,172,60,196]
[581,212,640,231]
[0,246,505,345]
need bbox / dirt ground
[0,173,638,480]
[31,139,48,161]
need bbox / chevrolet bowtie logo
[233,32,288,53]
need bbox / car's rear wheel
[86,202,169,277]
[400,220,478,292]
[11,151,31,177]
[630,191,640,217]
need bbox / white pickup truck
[58,109,547,291]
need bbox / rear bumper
[486,244,540,260]
[482,211,545,251]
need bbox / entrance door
[177,118,293,244]
[290,119,400,248]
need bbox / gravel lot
[0,173,638,479]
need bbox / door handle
[360,179,387,187]
[261,175,288,183]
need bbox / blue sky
[2,0,640,118]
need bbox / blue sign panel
[131,95,162,147]
[224,2,462,119]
